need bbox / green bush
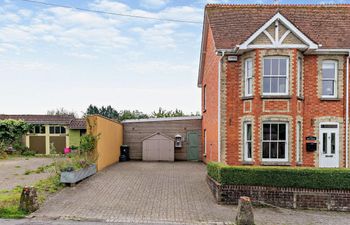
[207,162,350,190]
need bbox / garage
[142,133,174,161]
[122,116,202,161]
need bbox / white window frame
[244,58,253,96]
[297,57,302,97]
[243,122,253,161]
[262,122,289,162]
[296,121,302,163]
[262,56,289,96]
[321,60,338,98]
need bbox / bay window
[262,123,288,161]
[263,57,289,95]
[244,58,253,96]
[243,122,252,161]
[322,60,337,98]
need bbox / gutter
[346,51,350,168]
[217,50,225,163]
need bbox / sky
[0,0,348,116]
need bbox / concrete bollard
[19,186,39,213]
[236,196,255,225]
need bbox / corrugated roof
[122,116,202,123]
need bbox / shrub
[207,162,350,190]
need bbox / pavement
[0,157,53,190]
[6,161,350,225]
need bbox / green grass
[23,163,54,176]
[0,175,63,219]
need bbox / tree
[85,105,119,120]
[0,120,31,145]
[119,110,149,121]
[47,107,76,117]
[151,108,186,118]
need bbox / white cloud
[140,0,169,9]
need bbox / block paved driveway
[32,162,350,225]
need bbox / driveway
[0,157,53,190]
[32,162,350,225]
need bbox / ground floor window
[296,121,302,163]
[243,122,252,161]
[262,123,288,161]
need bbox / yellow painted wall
[87,115,123,171]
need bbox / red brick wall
[222,49,347,167]
[201,26,220,163]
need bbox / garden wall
[87,115,123,171]
[207,176,350,211]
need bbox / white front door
[319,123,339,168]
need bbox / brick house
[198,4,350,168]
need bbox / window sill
[261,161,291,166]
[242,161,254,165]
[296,162,303,166]
[261,95,291,99]
[320,98,341,101]
[241,96,254,100]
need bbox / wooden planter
[60,164,96,185]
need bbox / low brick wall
[207,176,350,211]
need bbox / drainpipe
[218,50,226,163]
[346,52,350,168]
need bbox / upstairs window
[49,126,66,134]
[297,58,302,97]
[203,85,207,111]
[263,57,289,95]
[322,60,337,98]
[244,58,253,96]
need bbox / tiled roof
[68,118,87,130]
[0,114,75,125]
[205,4,350,49]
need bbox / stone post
[19,186,39,213]
[236,196,255,225]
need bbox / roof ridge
[206,4,350,8]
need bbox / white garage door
[142,133,174,161]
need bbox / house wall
[123,119,201,161]
[201,25,221,163]
[69,130,81,147]
[87,115,123,171]
[220,49,348,167]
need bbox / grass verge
[0,174,64,219]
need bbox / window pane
[271,142,278,158]
[331,133,335,154]
[278,78,286,93]
[323,133,327,154]
[35,126,40,134]
[246,124,252,141]
[322,81,334,96]
[271,59,279,75]
[280,59,287,75]
[247,143,252,159]
[263,77,270,93]
[278,142,286,159]
[55,126,60,134]
[61,127,66,134]
[263,124,270,140]
[263,142,270,158]
[271,77,278,93]
[323,68,335,79]
[271,124,278,140]
[247,79,252,95]
[49,126,54,134]
[279,124,286,140]
[41,126,46,134]
[264,59,271,75]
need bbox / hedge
[207,162,350,190]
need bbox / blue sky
[0,0,348,116]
